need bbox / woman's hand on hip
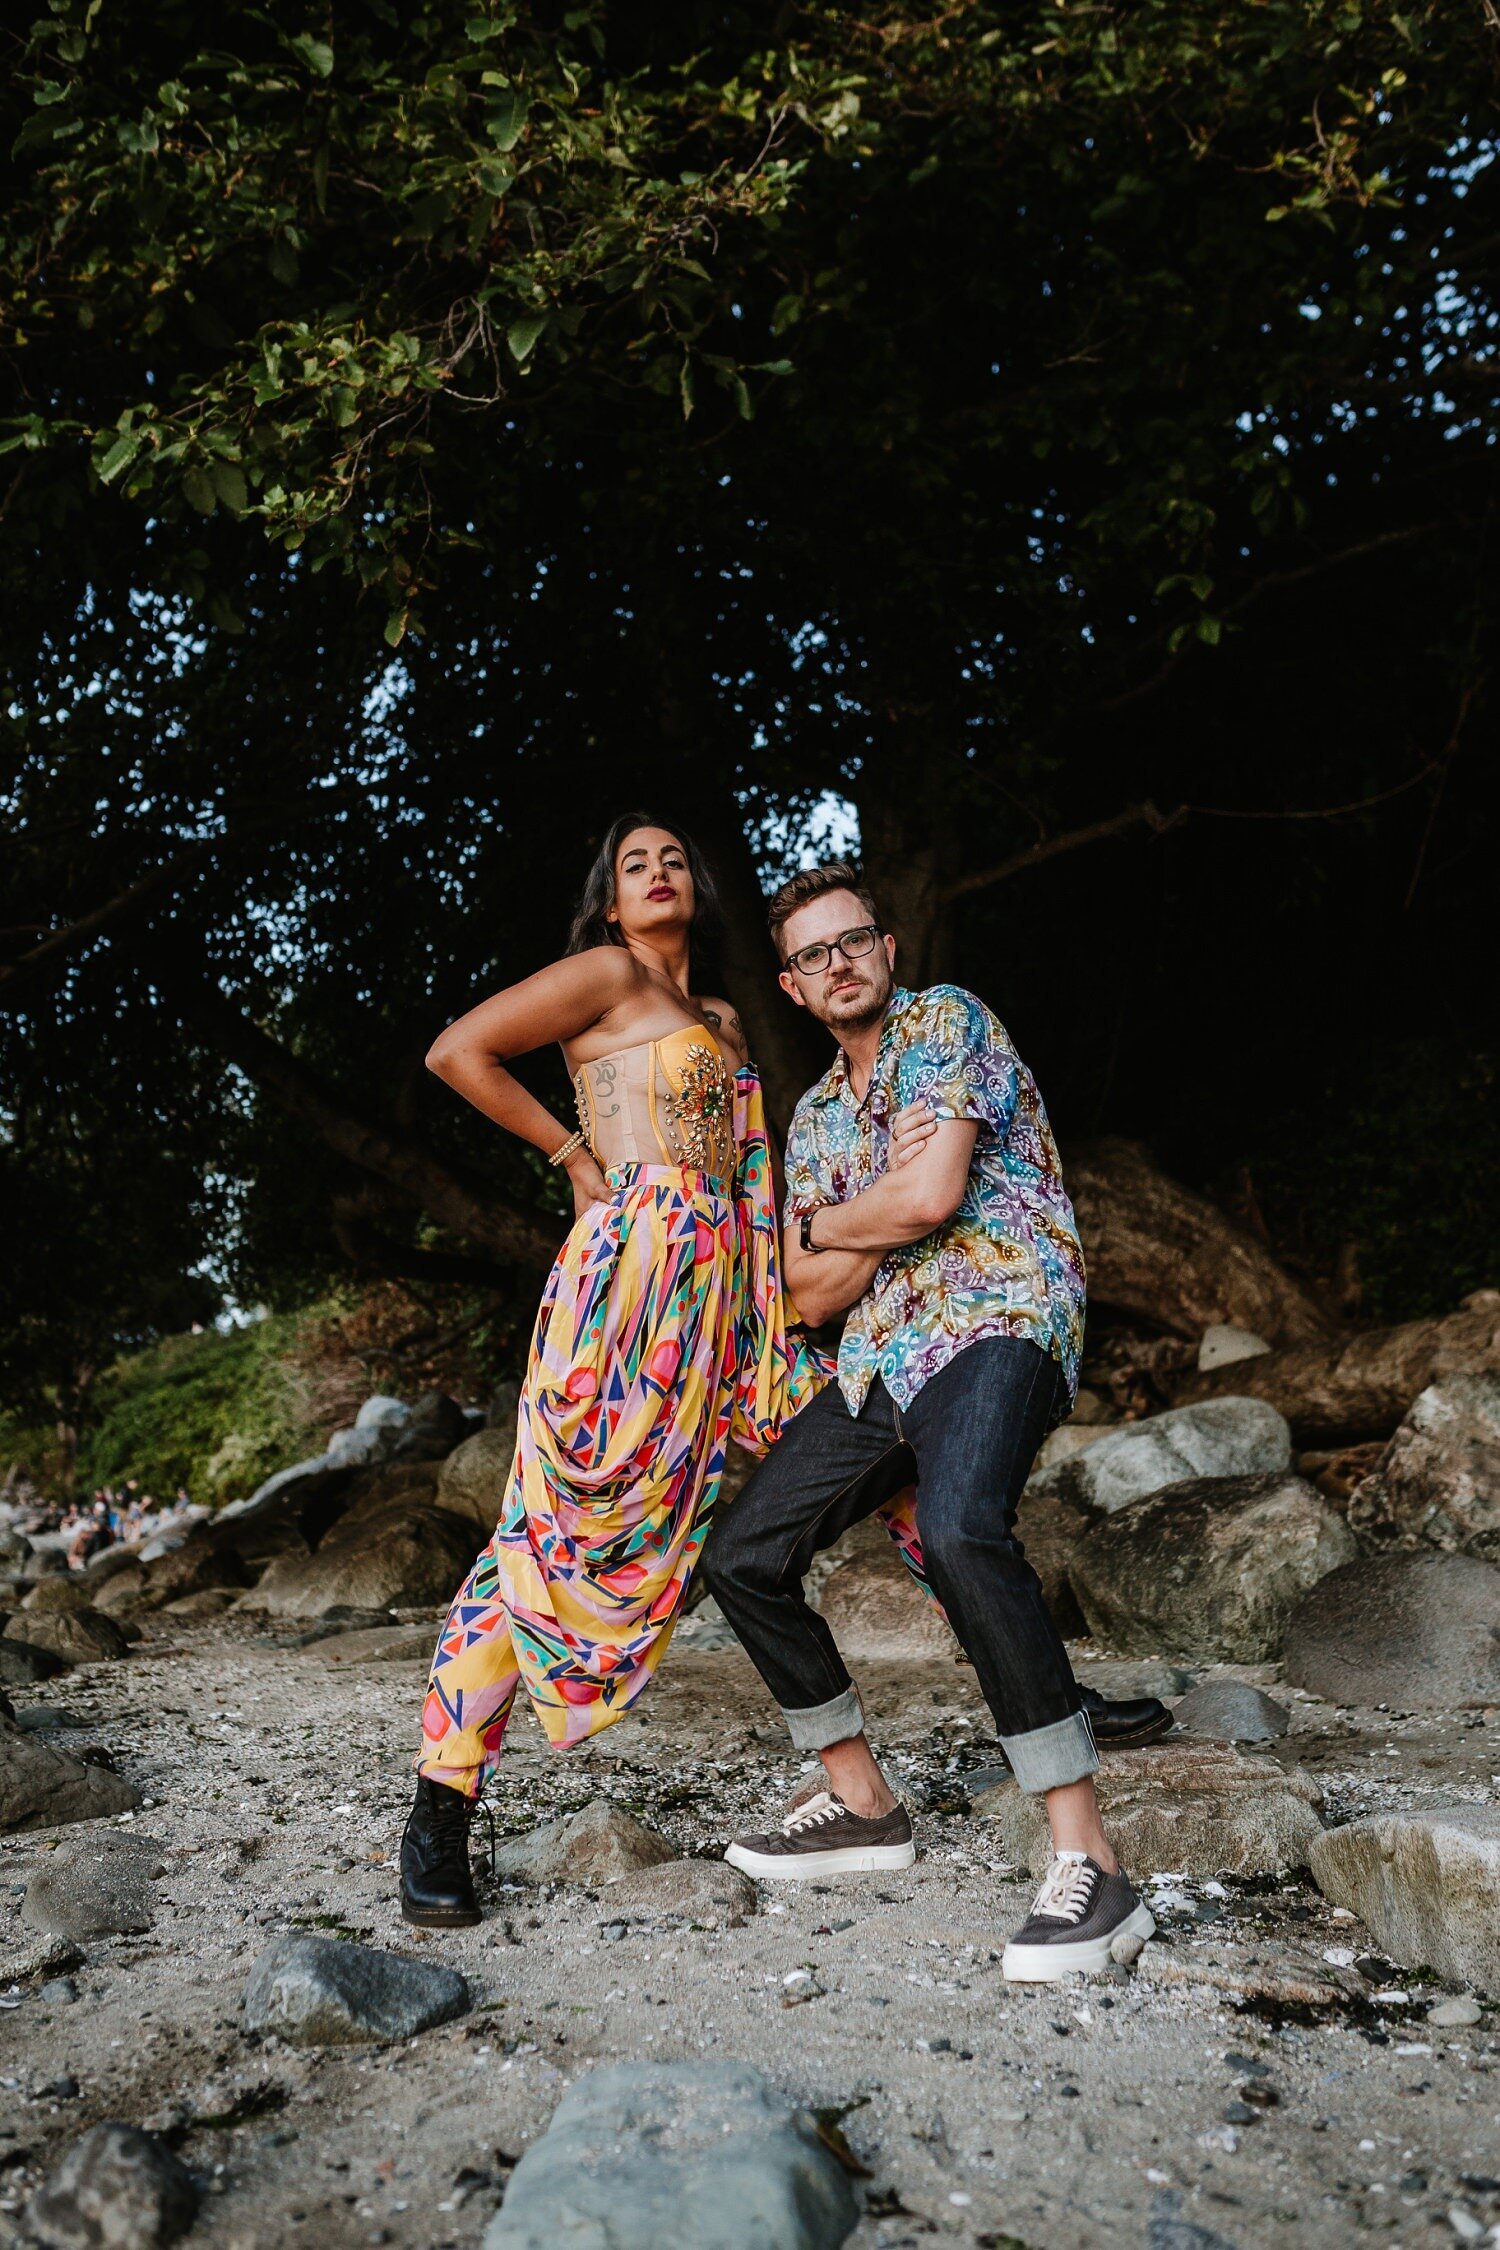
[889,1100,939,1169]
[566,1148,612,1219]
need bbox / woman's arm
[427,947,635,1208]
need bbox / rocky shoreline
[2,1374,1498,2247]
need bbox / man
[701,863,1160,1980]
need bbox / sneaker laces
[1030,1850,1097,1925]
[780,1790,849,1836]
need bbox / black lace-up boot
[400,1775,481,1928]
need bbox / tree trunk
[1067,1137,1336,1350]
[859,797,946,987]
[687,786,825,1137]
[1171,1289,1500,1445]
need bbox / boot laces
[781,1790,848,1836]
[412,1781,489,1877]
[1031,1851,1097,1925]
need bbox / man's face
[778,889,897,1034]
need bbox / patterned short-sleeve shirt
[783,984,1086,1418]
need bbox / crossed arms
[782,1117,979,1328]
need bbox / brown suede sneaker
[725,1790,915,1878]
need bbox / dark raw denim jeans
[701,1335,1097,1795]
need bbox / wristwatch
[800,1209,830,1255]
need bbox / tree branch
[0,841,221,1007]
[329,1203,518,1291]
[146,951,562,1274]
[939,801,1186,906]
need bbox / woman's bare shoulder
[695,995,749,1062]
[567,943,640,987]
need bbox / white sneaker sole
[724,1839,916,1879]
[1001,1902,1156,1982]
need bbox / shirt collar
[808,987,917,1108]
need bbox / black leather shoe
[400,1775,481,1928]
[1081,1685,1174,1747]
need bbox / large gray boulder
[0,1716,141,1831]
[388,1389,473,1462]
[1069,1471,1357,1662]
[27,2123,198,2249]
[216,1451,352,1535]
[976,1742,1324,1879]
[435,1424,517,1536]
[3,1609,130,1666]
[492,1799,675,1886]
[1310,1805,1500,1996]
[1026,1396,1292,1516]
[1347,1372,1500,1555]
[483,2061,858,2250]
[243,1497,479,1620]
[21,1576,95,1615]
[0,1637,67,1686]
[244,1934,470,2045]
[814,1521,954,1659]
[1171,1679,1290,1743]
[1283,1549,1500,1709]
[23,1831,165,1940]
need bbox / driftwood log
[1067,1138,1334,1348]
[1173,1290,1500,1446]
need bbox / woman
[400,815,932,1928]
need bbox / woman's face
[609,827,696,942]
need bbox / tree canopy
[3,1,1497,1444]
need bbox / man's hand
[815,1116,978,1252]
[889,1099,938,1169]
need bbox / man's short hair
[767,861,881,961]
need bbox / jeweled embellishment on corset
[671,1039,732,1172]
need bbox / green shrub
[74,1310,333,1507]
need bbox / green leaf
[679,358,695,421]
[117,114,160,154]
[290,36,334,78]
[32,81,69,107]
[486,91,528,150]
[1196,614,1223,646]
[96,432,141,484]
[211,461,248,514]
[383,608,408,648]
[507,313,547,363]
[182,467,217,515]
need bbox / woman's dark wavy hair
[566,812,724,975]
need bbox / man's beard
[812,959,894,1034]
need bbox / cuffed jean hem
[1000,1708,1099,1795]
[782,1687,864,1753]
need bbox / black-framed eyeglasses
[784,923,882,977]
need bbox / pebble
[1447,2208,1484,2244]
[244,1934,470,2046]
[37,1977,78,2006]
[1429,1995,1483,2028]
[1110,1931,1146,1965]
[26,2122,199,2249]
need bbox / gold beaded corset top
[572,1024,735,1186]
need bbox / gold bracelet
[548,1128,590,1168]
